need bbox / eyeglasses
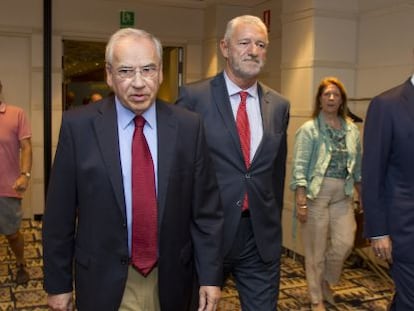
[111,65,159,80]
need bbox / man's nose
[131,71,145,86]
[249,43,259,56]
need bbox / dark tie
[131,116,157,276]
[236,91,250,211]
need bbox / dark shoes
[16,264,29,285]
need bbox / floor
[0,220,394,310]
[0,220,46,310]
[219,253,394,310]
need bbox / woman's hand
[296,204,308,224]
[295,187,308,224]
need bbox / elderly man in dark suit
[42,28,223,311]
[362,72,414,310]
[177,15,290,311]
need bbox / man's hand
[12,176,29,194]
[47,292,74,311]
[198,286,221,311]
[371,236,393,263]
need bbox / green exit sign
[120,11,135,28]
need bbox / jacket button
[236,200,242,207]
[121,258,128,265]
[245,173,251,179]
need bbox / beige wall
[281,0,360,255]
[0,0,413,254]
[281,0,414,254]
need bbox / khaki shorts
[0,197,23,235]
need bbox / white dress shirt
[223,71,263,163]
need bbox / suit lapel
[93,98,126,219]
[401,79,414,122]
[211,73,245,164]
[258,83,272,129]
[156,101,176,225]
[251,83,270,165]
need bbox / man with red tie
[43,28,223,311]
[177,15,290,311]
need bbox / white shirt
[223,71,263,163]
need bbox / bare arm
[12,137,32,194]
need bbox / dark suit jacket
[362,78,414,263]
[42,97,223,310]
[176,72,290,262]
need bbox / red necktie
[131,116,157,276]
[236,91,250,211]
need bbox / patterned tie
[236,91,250,211]
[131,116,157,276]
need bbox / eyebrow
[117,63,157,68]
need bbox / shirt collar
[115,97,157,129]
[223,71,258,99]
[411,74,414,86]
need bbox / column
[281,0,359,254]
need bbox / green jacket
[290,114,362,199]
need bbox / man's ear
[158,68,163,86]
[106,67,113,88]
[220,39,229,58]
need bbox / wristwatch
[21,172,31,178]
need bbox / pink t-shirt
[0,102,32,198]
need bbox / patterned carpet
[0,220,394,310]
[219,253,393,311]
[0,220,47,310]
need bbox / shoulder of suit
[373,79,409,102]
[158,99,200,120]
[186,74,217,87]
[258,82,290,103]
[181,73,221,92]
[62,97,108,123]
